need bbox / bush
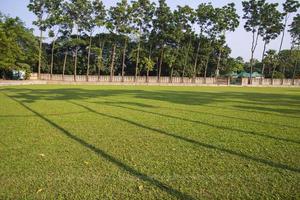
[16,63,31,79]
[0,63,31,80]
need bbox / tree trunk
[146,69,149,83]
[98,42,105,81]
[181,67,185,83]
[121,38,127,82]
[249,31,259,85]
[97,47,102,81]
[86,33,92,82]
[158,46,164,83]
[146,45,152,84]
[50,39,55,80]
[204,56,209,84]
[292,59,298,85]
[98,64,101,81]
[278,16,289,83]
[135,39,141,82]
[261,41,267,76]
[38,30,43,79]
[216,49,222,77]
[260,41,268,85]
[62,51,67,81]
[182,38,192,83]
[169,67,173,83]
[110,43,116,82]
[193,31,202,83]
[74,31,79,82]
[271,65,276,85]
[279,15,288,53]
[98,36,103,81]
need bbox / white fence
[31,73,221,85]
[30,73,300,86]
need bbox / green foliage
[196,3,215,35]
[16,63,32,79]
[27,0,49,31]
[153,0,173,44]
[130,0,155,37]
[242,0,266,33]
[214,3,240,34]
[225,57,244,74]
[289,14,300,45]
[259,2,283,44]
[108,0,131,35]
[282,0,300,15]
[141,57,155,72]
[272,71,285,79]
[0,14,38,78]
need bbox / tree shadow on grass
[235,105,300,115]
[3,87,300,108]
[4,93,194,200]
[0,111,89,118]
[92,101,300,145]
[2,88,300,121]
[70,101,300,174]
[97,99,300,130]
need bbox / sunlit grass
[0,85,299,199]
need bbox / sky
[0,0,298,61]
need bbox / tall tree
[93,0,106,80]
[242,0,266,84]
[108,0,131,82]
[153,0,172,82]
[141,56,155,82]
[214,3,239,76]
[279,0,300,52]
[130,0,155,82]
[195,3,215,82]
[46,0,64,80]
[28,0,49,79]
[174,6,195,83]
[84,0,106,81]
[259,3,283,77]
[67,0,90,81]
[289,14,300,84]
[59,2,74,80]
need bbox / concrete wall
[30,73,300,86]
[241,78,300,86]
[34,73,228,85]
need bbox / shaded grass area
[0,85,299,199]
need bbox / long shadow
[91,101,300,145]
[205,104,300,119]
[71,101,300,174]
[157,105,300,129]
[0,111,89,118]
[3,93,194,200]
[4,87,300,107]
[98,100,300,130]
[235,105,300,115]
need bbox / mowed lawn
[0,85,299,199]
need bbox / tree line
[1,0,299,82]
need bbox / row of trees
[242,0,299,82]
[0,13,38,79]
[22,0,299,82]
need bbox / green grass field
[0,85,299,199]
